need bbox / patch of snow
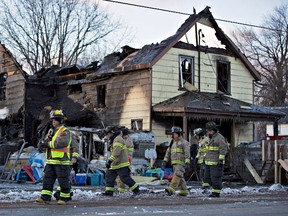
[0,107,9,119]
[268,184,284,191]
[0,183,287,202]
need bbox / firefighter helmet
[121,128,129,136]
[193,128,205,136]
[105,126,115,134]
[171,126,182,133]
[205,121,218,131]
[50,109,65,121]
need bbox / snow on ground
[0,182,287,203]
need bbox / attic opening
[217,60,231,94]
[0,72,7,100]
[96,85,106,108]
[179,55,194,90]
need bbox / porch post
[273,121,279,140]
[183,116,188,140]
[274,139,279,184]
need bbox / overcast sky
[100,0,286,48]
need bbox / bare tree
[0,0,128,74]
[232,4,288,107]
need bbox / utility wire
[103,0,278,32]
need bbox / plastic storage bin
[75,173,87,186]
[87,174,100,186]
[16,169,28,181]
[95,169,104,185]
[145,169,164,180]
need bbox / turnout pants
[168,164,188,195]
[203,164,224,195]
[41,164,71,201]
[105,166,139,194]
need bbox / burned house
[83,7,285,148]
[25,63,104,146]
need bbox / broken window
[96,85,106,108]
[131,119,143,131]
[0,72,7,100]
[217,60,231,94]
[179,56,194,89]
[68,84,82,94]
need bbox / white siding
[152,48,255,105]
[234,123,254,146]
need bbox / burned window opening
[0,72,7,101]
[68,84,82,94]
[179,56,194,89]
[97,85,106,108]
[131,119,143,131]
[217,60,231,94]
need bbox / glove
[106,160,112,169]
[71,157,78,164]
[38,139,49,150]
[184,163,190,170]
[218,159,224,165]
[161,161,166,169]
[47,129,54,141]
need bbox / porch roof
[152,91,285,122]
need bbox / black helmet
[105,126,115,134]
[121,128,129,136]
[193,128,205,136]
[171,126,182,133]
[205,121,218,131]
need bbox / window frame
[179,55,194,90]
[96,85,106,108]
[0,72,7,101]
[131,119,143,131]
[216,60,231,95]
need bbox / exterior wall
[83,70,152,130]
[234,122,254,146]
[5,73,25,114]
[151,119,172,145]
[152,47,255,105]
[0,45,25,115]
[200,53,254,103]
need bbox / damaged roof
[0,42,28,80]
[153,91,286,122]
[87,6,260,81]
[270,106,288,123]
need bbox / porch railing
[261,140,288,184]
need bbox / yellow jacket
[46,125,79,165]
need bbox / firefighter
[116,128,134,192]
[105,126,120,153]
[203,121,228,198]
[103,130,139,196]
[162,126,191,196]
[36,109,79,205]
[194,127,210,191]
[71,155,89,174]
